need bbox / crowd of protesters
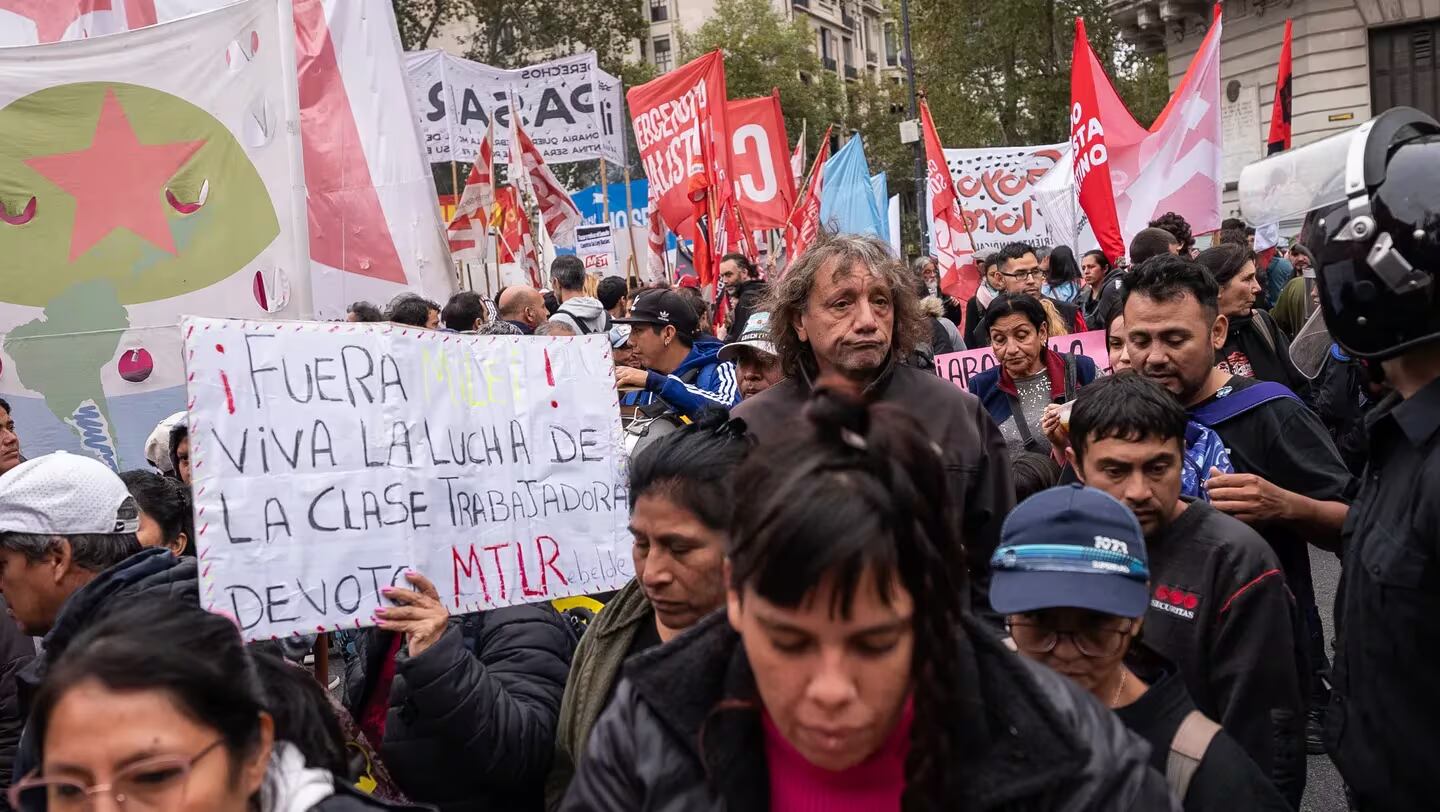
[0,141,1433,812]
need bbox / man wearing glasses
[991,484,1291,810]
[993,241,1087,334]
[1062,372,1307,806]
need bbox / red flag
[1267,19,1293,155]
[727,91,796,230]
[628,50,732,238]
[688,173,715,289]
[447,121,496,259]
[1070,18,1128,262]
[919,101,980,311]
[493,185,540,287]
[783,124,832,272]
[511,115,582,247]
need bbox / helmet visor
[1238,127,1363,227]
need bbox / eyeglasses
[9,739,225,812]
[1001,269,1047,280]
[1007,619,1133,658]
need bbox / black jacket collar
[623,612,1092,809]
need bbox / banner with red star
[0,0,307,470]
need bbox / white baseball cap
[717,312,778,363]
[0,452,140,536]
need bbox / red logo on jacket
[1151,585,1201,620]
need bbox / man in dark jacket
[1067,373,1305,803]
[718,253,767,340]
[0,600,30,811]
[733,234,1013,616]
[346,571,575,812]
[0,452,197,797]
[560,612,1176,811]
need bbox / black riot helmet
[1240,107,1440,360]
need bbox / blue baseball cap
[989,485,1150,618]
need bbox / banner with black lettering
[406,50,623,165]
[182,316,630,640]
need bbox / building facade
[1111,0,1440,219]
[641,0,901,82]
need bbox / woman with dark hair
[1041,246,1083,304]
[561,383,1174,811]
[545,411,750,810]
[1196,244,1306,392]
[10,597,424,812]
[969,293,1097,461]
[1074,250,1114,328]
[119,470,194,557]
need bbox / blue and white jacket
[644,336,739,417]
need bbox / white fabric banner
[0,0,309,470]
[184,316,631,640]
[937,144,1067,251]
[406,50,622,165]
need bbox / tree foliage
[910,0,1169,147]
[679,0,846,158]
[392,0,645,73]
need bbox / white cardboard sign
[182,316,631,640]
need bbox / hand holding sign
[378,571,450,657]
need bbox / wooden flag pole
[622,162,642,288]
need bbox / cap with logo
[615,289,699,340]
[0,451,140,536]
[717,311,778,363]
[608,323,632,349]
[989,484,1150,618]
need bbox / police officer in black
[1241,107,1440,810]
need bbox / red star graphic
[0,0,113,43]
[26,89,205,261]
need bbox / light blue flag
[819,135,885,238]
[870,172,888,222]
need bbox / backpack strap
[1251,310,1277,356]
[1005,392,1045,453]
[1189,381,1301,427]
[1165,710,1222,801]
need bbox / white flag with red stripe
[511,115,581,248]
[790,120,806,188]
[647,193,669,282]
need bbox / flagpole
[623,162,642,288]
[450,160,465,290]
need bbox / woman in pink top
[561,380,1177,812]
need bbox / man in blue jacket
[614,289,739,417]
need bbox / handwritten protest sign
[182,317,630,640]
[934,329,1112,390]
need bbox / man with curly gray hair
[733,234,1014,615]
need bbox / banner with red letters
[939,144,1066,250]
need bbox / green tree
[391,0,645,72]
[909,0,1169,147]
[679,0,846,158]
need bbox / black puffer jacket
[348,604,576,812]
[561,613,1178,812]
[0,603,32,812]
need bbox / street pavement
[1304,546,1345,812]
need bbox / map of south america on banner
[0,0,454,470]
[0,0,308,472]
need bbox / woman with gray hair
[733,234,1014,614]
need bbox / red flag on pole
[726,91,796,230]
[919,101,980,310]
[783,124,832,273]
[1069,18,1128,262]
[511,116,582,247]
[628,50,733,238]
[1267,19,1293,155]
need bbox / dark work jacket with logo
[1141,500,1307,808]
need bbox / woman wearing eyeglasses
[992,485,1290,812]
[8,597,427,812]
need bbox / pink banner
[935,329,1111,390]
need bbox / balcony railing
[845,64,858,79]
[842,10,857,28]
[823,55,838,71]
[793,0,811,8]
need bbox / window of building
[650,0,668,22]
[820,28,832,59]
[653,36,672,72]
[884,22,899,67]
